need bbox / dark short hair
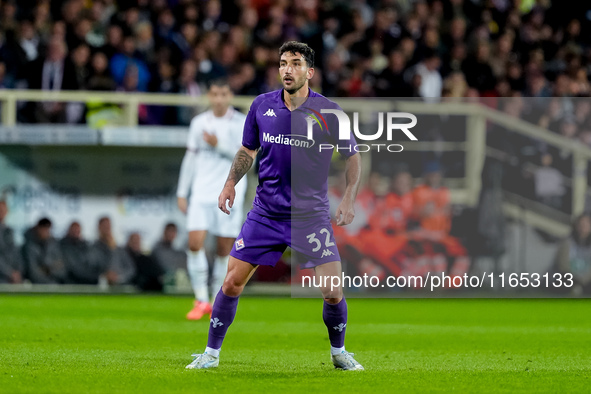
[208,78,231,90]
[164,222,177,231]
[37,218,52,228]
[279,41,314,68]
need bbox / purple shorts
[230,211,341,268]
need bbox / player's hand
[203,132,218,147]
[177,197,188,214]
[335,199,355,226]
[218,184,236,215]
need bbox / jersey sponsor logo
[235,238,245,250]
[263,108,277,117]
[210,317,224,328]
[262,132,314,148]
[321,249,335,258]
[333,323,347,332]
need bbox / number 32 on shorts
[306,228,335,252]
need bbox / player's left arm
[335,152,362,226]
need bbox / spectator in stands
[351,170,414,278]
[147,61,178,124]
[0,18,40,82]
[60,221,97,284]
[70,43,90,90]
[151,222,186,276]
[412,161,451,235]
[192,39,226,83]
[405,49,442,100]
[87,51,116,91]
[89,216,133,286]
[534,153,565,210]
[0,0,590,133]
[67,17,92,50]
[176,59,201,125]
[125,232,163,292]
[101,24,123,60]
[110,35,150,92]
[0,0,18,33]
[0,200,22,284]
[68,43,91,124]
[412,162,470,276]
[171,22,198,66]
[89,216,114,278]
[554,213,591,295]
[25,36,78,123]
[374,50,412,97]
[22,218,65,284]
[134,21,155,64]
[462,41,496,94]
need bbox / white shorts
[186,201,244,238]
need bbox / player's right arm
[176,151,195,214]
[177,117,200,214]
[218,146,257,214]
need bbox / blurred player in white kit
[177,79,247,320]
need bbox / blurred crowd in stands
[0,199,188,290]
[1,0,590,211]
[0,0,589,124]
[325,161,470,287]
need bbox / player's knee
[188,239,204,252]
[321,286,343,302]
[222,276,244,297]
[188,243,201,252]
[324,297,343,305]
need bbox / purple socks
[207,288,240,350]
[323,298,348,348]
[206,290,347,352]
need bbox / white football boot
[331,351,364,370]
[185,353,219,369]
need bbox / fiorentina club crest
[235,238,245,250]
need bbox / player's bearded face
[280,52,311,94]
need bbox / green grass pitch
[1,295,590,393]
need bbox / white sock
[211,254,229,301]
[331,346,346,356]
[205,347,220,358]
[187,249,209,303]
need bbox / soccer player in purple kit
[186,41,364,371]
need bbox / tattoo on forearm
[227,149,254,185]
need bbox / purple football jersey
[242,89,357,220]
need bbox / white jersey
[177,107,247,205]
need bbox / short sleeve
[242,99,261,150]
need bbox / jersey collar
[280,87,316,110]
